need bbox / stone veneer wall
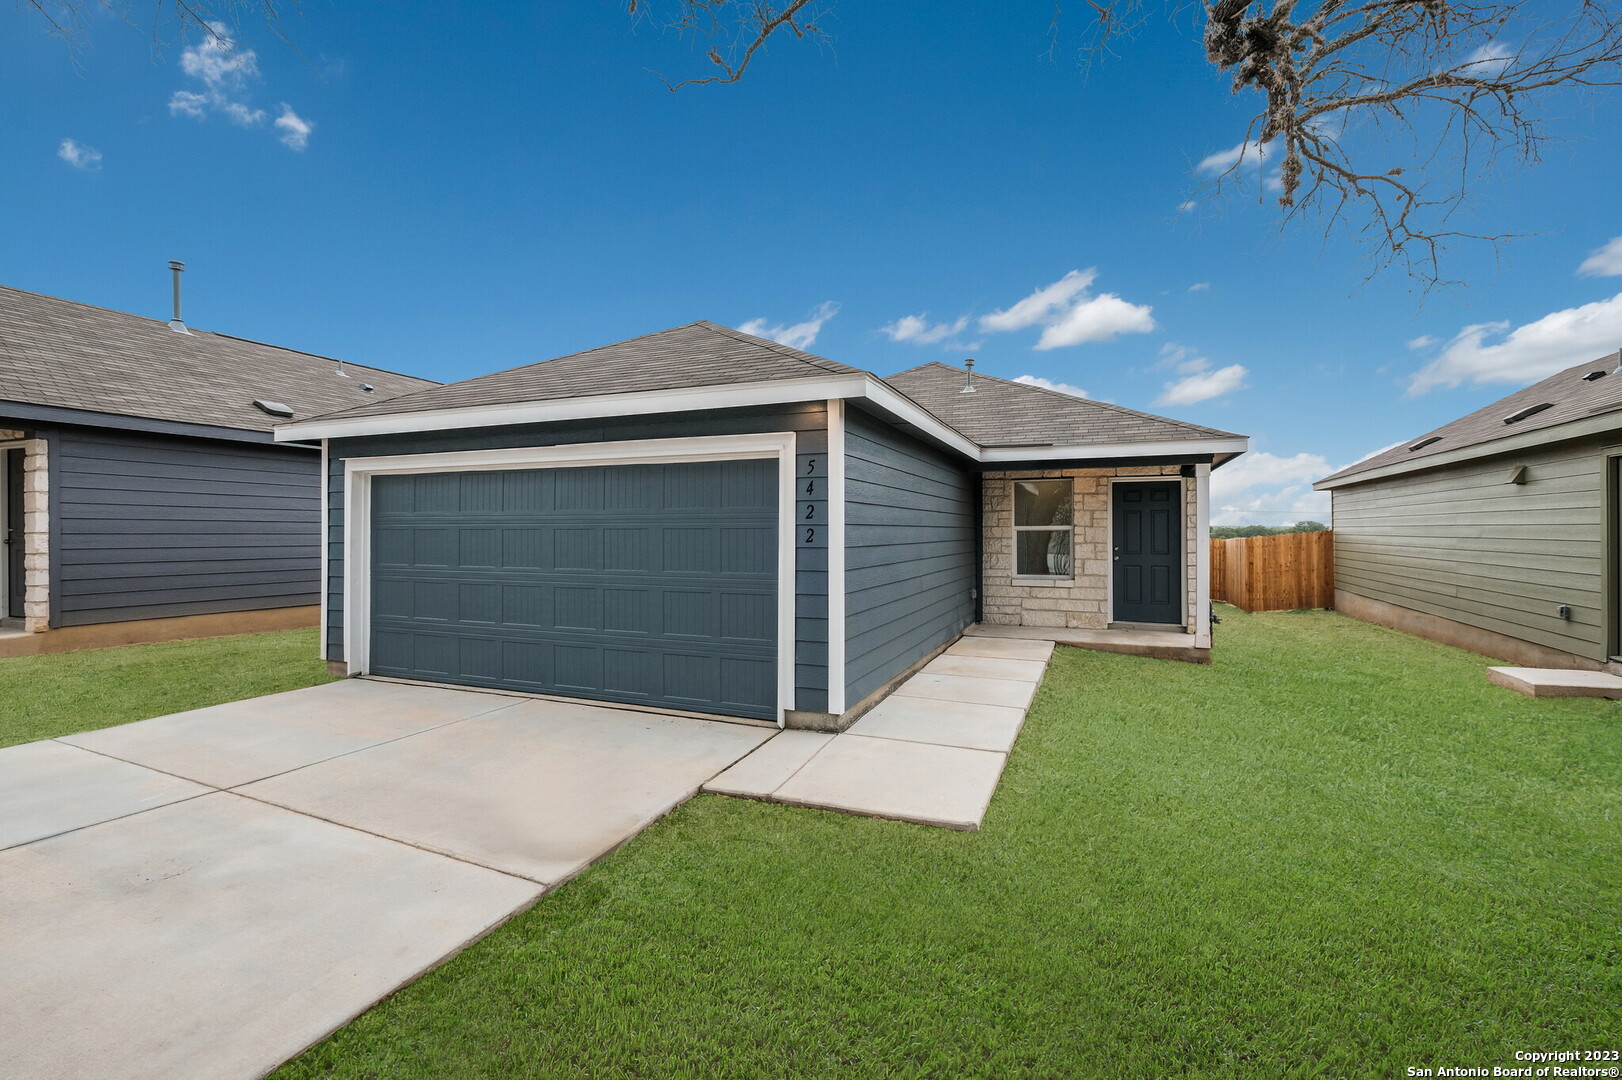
[0,430,51,633]
[981,465,1198,633]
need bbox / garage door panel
[370,460,778,720]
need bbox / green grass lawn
[258,608,1621,1079]
[0,628,335,748]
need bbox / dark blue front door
[369,460,778,720]
[1112,481,1183,625]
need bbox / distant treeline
[1210,521,1329,539]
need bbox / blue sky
[5,3,1621,522]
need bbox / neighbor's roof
[882,362,1243,447]
[0,285,437,434]
[302,321,866,423]
[1317,351,1622,487]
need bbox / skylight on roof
[1409,436,1441,451]
[253,399,295,418]
[1502,402,1554,425]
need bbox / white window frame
[341,432,800,725]
[1011,478,1076,582]
[1106,474,1192,630]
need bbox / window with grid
[1013,479,1073,577]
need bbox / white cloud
[1178,200,1196,213]
[737,301,840,351]
[1156,342,1213,376]
[1407,292,1622,394]
[1197,139,1271,175]
[1155,363,1247,406]
[1197,138,1283,191]
[1209,451,1333,526]
[274,105,313,151]
[881,313,969,346]
[168,23,308,150]
[978,269,1154,350]
[980,269,1098,333]
[1013,375,1088,399]
[57,138,102,171]
[1578,236,1622,278]
[1406,334,1438,350]
[1461,40,1514,77]
[1035,294,1156,349]
[1188,282,1210,292]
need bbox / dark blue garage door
[369,460,778,720]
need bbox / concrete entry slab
[946,636,1055,662]
[703,730,832,798]
[0,740,210,850]
[891,672,1037,711]
[922,653,1047,683]
[0,792,540,1080]
[237,699,773,884]
[845,696,1028,754]
[60,680,523,789]
[772,735,1008,830]
[1487,666,1622,699]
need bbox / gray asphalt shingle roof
[295,324,1240,454]
[304,321,866,423]
[0,285,437,434]
[881,361,1243,447]
[1318,351,1622,485]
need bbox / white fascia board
[1314,409,1622,490]
[858,378,983,459]
[274,375,871,442]
[979,437,1249,463]
[276,369,1249,469]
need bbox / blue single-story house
[276,322,1247,728]
[0,282,435,654]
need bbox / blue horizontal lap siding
[326,404,831,712]
[843,408,976,707]
[47,426,320,627]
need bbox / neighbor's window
[1013,480,1073,577]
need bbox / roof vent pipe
[167,260,190,334]
[961,358,976,394]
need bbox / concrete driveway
[0,680,772,1080]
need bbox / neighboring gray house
[277,323,1247,728]
[0,285,436,655]
[1315,351,1622,671]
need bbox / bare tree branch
[630,0,1622,288]
[626,0,828,90]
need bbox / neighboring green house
[1315,350,1622,670]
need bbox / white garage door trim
[343,432,800,724]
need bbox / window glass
[1016,529,1073,576]
[1014,480,1073,526]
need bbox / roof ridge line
[205,331,437,384]
[699,321,864,377]
[929,360,1236,439]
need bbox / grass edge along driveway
[254,608,1621,1080]
[0,627,335,749]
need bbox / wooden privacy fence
[1210,531,1335,612]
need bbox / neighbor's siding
[1332,436,1609,661]
[47,425,321,627]
[843,406,977,707]
[325,403,834,712]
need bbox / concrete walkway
[705,635,1054,829]
[0,682,771,1080]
